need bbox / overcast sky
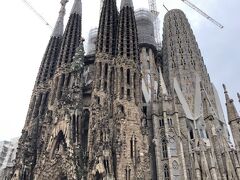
[0,0,239,141]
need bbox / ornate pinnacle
[52,0,68,37]
[223,84,230,101]
[237,93,240,103]
[223,84,227,93]
[71,0,82,15]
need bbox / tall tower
[33,0,84,179]
[8,1,240,180]
[87,0,118,179]
[162,9,229,179]
[11,1,67,179]
[162,9,228,141]
[11,0,86,179]
[162,9,215,113]
[113,0,151,179]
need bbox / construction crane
[163,4,169,12]
[148,0,162,50]
[181,0,224,29]
[22,0,52,29]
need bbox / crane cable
[22,0,53,29]
[181,0,224,29]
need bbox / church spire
[70,0,82,15]
[223,84,240,122]
[36,0,67,85]
[117,0,138,61]
[57,0,82,67]
[223,84,230,101]
[96,0,118,55]
[52,0,68,37]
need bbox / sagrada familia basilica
[1,0,240,179]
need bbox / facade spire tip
[52,0,68,37]
[71,0,82,15]
[223,84,227,93]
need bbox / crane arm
[181,0,224,29]
[22,0,52,29]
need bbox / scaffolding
[135,9,157,48]
[148,0,161,49]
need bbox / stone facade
[7,0,240,179]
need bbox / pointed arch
[50,130,67,158]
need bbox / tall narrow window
[164,164,170,180]
[168,118,173,126]
[127,89,131,100]
[99,62,102,77]
[128,169,131,180]
[189,129,194,139]
[110,67,114,95]
[133,73,136,101]
[125,168,128,180]
[159,119,165,127]
[130,137,133,159]
[120,67,124,82]
[162,139,168,158]
[120,68,124,99]
[77,115,80,142]
[82,110,90,153]
[72,114,76,143]
[104,64,108,78]
[127,69,130,85]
